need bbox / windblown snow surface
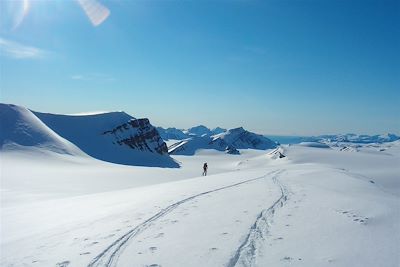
[1,140,399,265]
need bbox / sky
[0,0,399,136]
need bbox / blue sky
[1,0,399,135]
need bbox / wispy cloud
[71,73,116,82]
[0,38,47,59]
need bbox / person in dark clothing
[203,162,208,176]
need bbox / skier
[203,162,208,176]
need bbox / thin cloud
[71,73,116,82]
[0,38,48,59]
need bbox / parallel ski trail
[87,170,281,267]
[227,170,289,267]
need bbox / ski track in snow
[227,170,289,267]
[87,170,282,267]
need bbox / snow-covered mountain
[186,125,213,137]
[156,127,187,141]
[211,127,277,150]
[169,127,277,155]
[1,104,178,167]
[0,104,85,156]
[211,127,227,135]
[34,110,178,167]
[186,125,227,136]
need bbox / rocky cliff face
[103,118,168,155]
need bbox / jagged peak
[228,127,245,133]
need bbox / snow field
[1,140,399,266]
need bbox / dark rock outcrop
[103,119,168,155]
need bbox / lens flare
[12,0,30,29]
[77,0,110,27]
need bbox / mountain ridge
[169,127,277,155]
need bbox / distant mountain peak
[158,125,227,141]
[228,127,245,133]
[187,125,212,136]
[211,127,227,135]
[169,126,276,155]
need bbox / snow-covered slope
[34,110,178,167]
[169,127,277,155]
[0,104,85,156]
[168,136,213,155]
[1,140,399,267]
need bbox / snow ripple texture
[87,170,282,267]
[227,170,289,267]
